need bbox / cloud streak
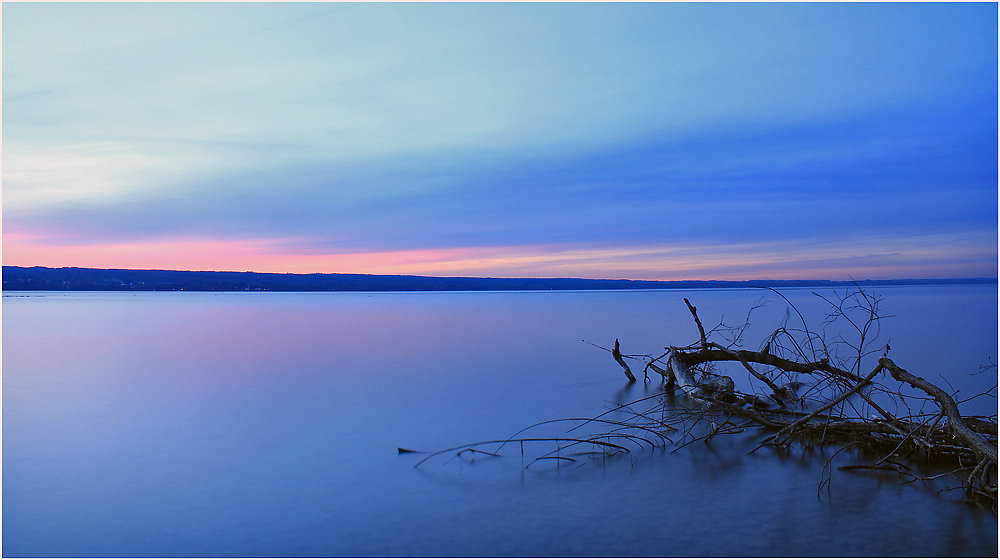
[3,3,996,279]
[9,105,993,243]
[6,231,994,282]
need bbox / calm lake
[3,286,997,557]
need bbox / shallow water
[3,286,997,556]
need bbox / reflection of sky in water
[3,287,996,556]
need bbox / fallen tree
[608,288,998,509]
[411,287,998,510]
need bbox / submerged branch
[880,357,997,466]
[411,288,997,511]
[612,289,998,508]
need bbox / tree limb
[612,339,636,383]
[880,357,997,466]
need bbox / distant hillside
[2,266,995,292]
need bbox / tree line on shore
[3,265,994,292]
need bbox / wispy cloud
[3,3,996,279]
[6,229,995,282]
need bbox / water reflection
[3,288,996,557]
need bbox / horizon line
[3,264,996,285]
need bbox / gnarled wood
[605,289,997,509]
[880,357,997,466]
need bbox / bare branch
[612,339,636,383]
[413,288,998,511]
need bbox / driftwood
[611,339,635,383]
[607,287,998,509]
[881,358,997,467]
[412,287,997,511]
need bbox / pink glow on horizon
[2,233,995,281]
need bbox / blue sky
[3,2,997,280]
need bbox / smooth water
[3,286,997,557]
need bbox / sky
[3,2,997,281]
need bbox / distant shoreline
[2,265,996,293]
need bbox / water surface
[3,286,997,556]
